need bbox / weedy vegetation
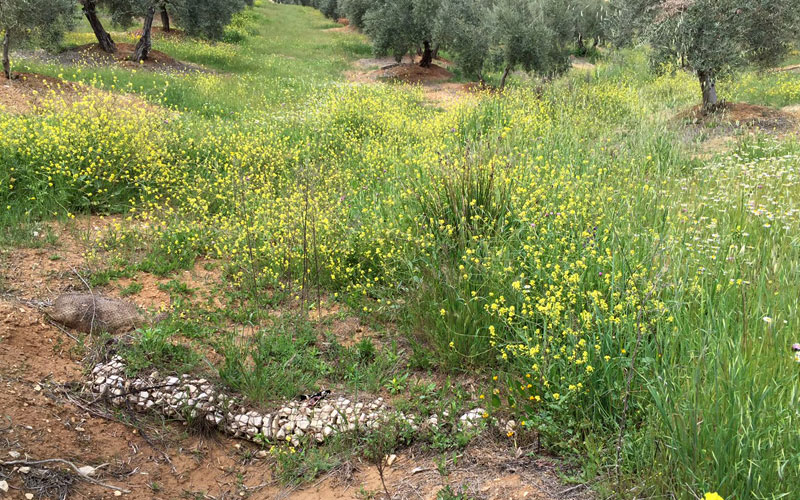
[2,0,800,499]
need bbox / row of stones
[90,356,501,447]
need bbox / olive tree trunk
[132,7,156,62]
[577,33,586,56]
[81,0,116,53]
[2,31,10,80]
[419,40,433,68]
[161,6,170,32]
[499,65,512,90]
[698,70,718,111]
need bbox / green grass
[2,1,800,498]
[119,281,143,297]
[120,325,201,376]
[15,3,371,118]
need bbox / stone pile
[89,356,452,446]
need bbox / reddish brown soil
[0,73,83,114]
[375,63,453,84]
[774,63,800,73]
[679,102,797,131]
[0,217,592,499]
[345,56,488,108]
[0,71,165,115]
[58,43,200,72]
[681,102,799,157]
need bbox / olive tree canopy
[362,0,442,67]
[614,0,800,110]
[0,0,75,79]
[489,0,571,89]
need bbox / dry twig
[0,458,130,493]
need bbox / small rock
[114,491,122,497]
[33,384,41,392]
[19,466,30,474]
[0,480,7,492]
[8,451,20,459]
[256,450,268,459]
[25,494,34,500]
[77,465,97,476]
[386,454,397,466]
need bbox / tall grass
[2,2,799,498]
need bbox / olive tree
[362,0,442,67]
[80,0,117,53]
[96,0,158,61]
[616,0,800,110]
[316,0,340,20]
[0,0,75,79]
[100,0,247,61]
[160,4,171,32]
[434,0,490,81]
[170,0,247,40]
[489,0,571,89]
[339,0,373,28]
[570,0,607,55]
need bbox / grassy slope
[18,2,371,117]
[2,2,800,499]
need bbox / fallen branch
[47,319,80,342]
[559,482,588,496]
[71,267,98,335]
[0,459,130,493]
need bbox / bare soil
[0,218,593,499]
[17,43,208,74]
[679,102,800,156]
[364,63,453,85]
[773,63,800,73]
[570,56,596,71]
[0,73,86,114]
[679,102,798,131]
[0,71,167,115]
[347,58,484,108]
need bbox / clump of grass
[119,282,143,297]
[217,316,328,402]
[120,326,200,376]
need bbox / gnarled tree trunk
[2,31,10,80]
[499,65,512,90]
[161,6,171,32]
[81,0,116,53]
[698,70,718,112]
[419,40,433,68]
[132,7,156,62]
[577,33,586,56]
